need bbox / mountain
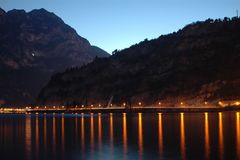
[37,17,240,107]
[0,8,109,106]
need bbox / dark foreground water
[0,112,239,160]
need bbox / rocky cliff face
[38,18,240,107]
[0,8,109,106]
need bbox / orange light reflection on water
[219,112,224,160]
[25,114,31,160]
[158,113,163,156]
[98,113,102,150]
[75,115,78,140]
[123,113,127,158]
[109,113,113,146]
[35,114,39,160]
[180,113,186,160]
[110,113,114,157]
[138,113,143,160]
[90,113,94,153]
[44,114,47,153]
[61,113,65,159]
[236,112,240,159]
[81,113,85,159]
[52,113,56,158]
[204,112,210,160]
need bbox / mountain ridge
[37,17,240,107]
[0,8,109,106]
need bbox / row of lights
[25,101,240,110]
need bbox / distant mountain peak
[0,8,109,106]
[0,8,6,15]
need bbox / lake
[0,112,239,160]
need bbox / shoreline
[1,106,240,114]
[25,106,240,114]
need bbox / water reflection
[219,112,224,160]
[25,114,31,160]
[2,112,240,160]
[81,113,85,158]
[123,113,127,158]
[75,114,78,141]
[110,113,114,153]
[180,113,186,160]
[90,113,94,156]
[236,112,240,159]
[158,113,163,156]
[61,113,65,159]
[35,114,39,160]
[138,113,143,159]
[204,112,210,160]
[52,113,56,159]
[98,113,102,150]
[44,113,47,153]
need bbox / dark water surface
[0,112,239,160]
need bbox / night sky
[1,0,239,53]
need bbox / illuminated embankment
[1,105,240,113]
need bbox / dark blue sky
[1,0,239,53]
